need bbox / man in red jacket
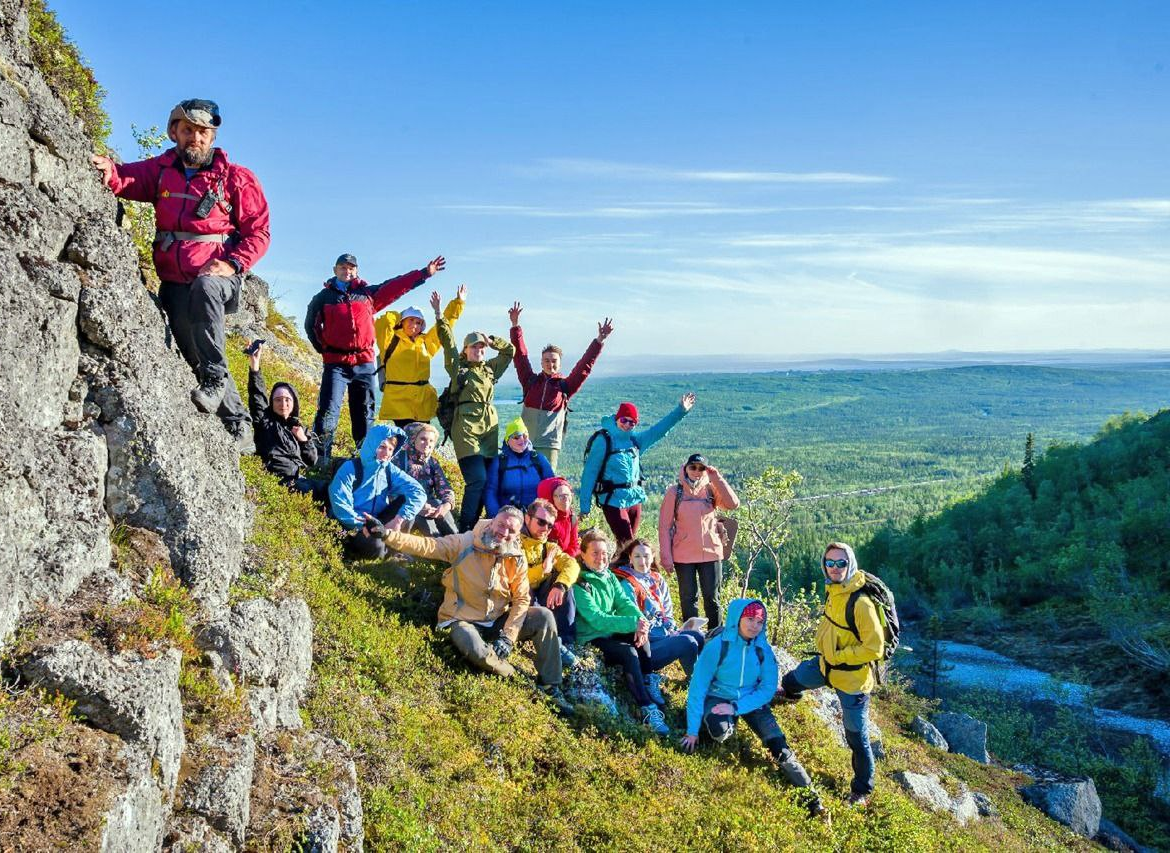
[304,252,445,462]
[91,98,270,450]
[507,301,613,470]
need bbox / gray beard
[181,145,213,168]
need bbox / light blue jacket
[684,598,778,737]
[328,424,426,529]
[579,404,688,510]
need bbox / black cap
[686,453,708,468]
[335,253,358,266]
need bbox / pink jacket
[658,465,739,567]
[105,147,270,283]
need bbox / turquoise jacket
[684,598,778,737]
[573,564,644,646]
[579,404,688,511]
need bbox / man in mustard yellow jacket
[374,285,466,426]
[382,506,570,711]
[520,498,581,665]
[776,541,882,807]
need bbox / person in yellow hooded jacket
[519,498,581,668]
[775,541,882,808]
[374,285,466,427]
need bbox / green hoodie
[573,564,644,646]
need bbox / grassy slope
[232,325,1093,851]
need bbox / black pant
[591,633,654,707]
[676,560,723,629]
[533,577,577,643]
[457,454,488,531]
[412,510,459,537]
[159,277,247,426]
[344,496,405,560]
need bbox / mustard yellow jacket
[375,296,465,422]
[385,521,530,643]
[519,534,579,591]
[816,571,885,694]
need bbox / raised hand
[429,291,441,314]
[680,392,696,412]
[597,317,614,342]
[508,301,523,327]
[426,256,446,277]
[457,283,467,301]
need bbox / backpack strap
[379,332,404,384]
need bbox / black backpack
[583,429,641,500]
[825,573,901,685]
[707,625,767,687]
[436,368,471,445]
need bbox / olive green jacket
[439,319,515,459]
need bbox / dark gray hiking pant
[447,607,562,686]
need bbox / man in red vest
[92,99,270,450]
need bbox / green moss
[25,0,110,146]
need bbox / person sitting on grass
[484,418,554,517]
[536,476,580,557]
[245,339,322,497]
[612,538,705,705]
[681,598,825,817]
[328,423,426,560]
[775,542,882,808]
[520,498,581,669]
[573,528,696,736]
[380,506,572,713]
[393,422,458,537]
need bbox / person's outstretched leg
[457,454,488,531]
[839,691,875,797]
[591,636,654,707]
[448,621,514,676]
[349,361,378,446]
[517,606,562,688]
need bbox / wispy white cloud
[442,201,782,219]
[517,157,893,185]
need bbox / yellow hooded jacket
[384,520,530,644]
[375,295,465,422]
[519,533,580,591]
[816,570,885,694]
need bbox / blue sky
[53,1,1170,357]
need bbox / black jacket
[248,370,318,480]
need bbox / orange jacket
[658,465,739,568]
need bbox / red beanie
[741,601,767,622]
[616,402,639,423]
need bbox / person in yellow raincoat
[374,284,466,427]
[774,542,882,808]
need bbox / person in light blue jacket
[329,423,427,559]
[681,598,825,816]
[580,392,695,544]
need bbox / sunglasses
[823,559,850,569]
[618,417,637,426]
[528,515,554,529]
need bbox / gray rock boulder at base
[1020,777,1102,838]
[933,711,990,763]
[912,715,950,750]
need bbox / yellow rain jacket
[375,295,465,422]
[519,533,579,591]
[384,521,530,644]
[816,571,885,694]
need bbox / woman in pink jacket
[658,453,740,630]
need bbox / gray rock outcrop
[912,715,950,750]
[100,747,168,853]
[933,711,990,763]
[1020,777,1102,838]
[892,770,984,826]
[180,734,256,846]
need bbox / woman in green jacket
[438,319,515,530]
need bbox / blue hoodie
[328,424,427,529]
[579,404,688,511]
[684,598,778,737]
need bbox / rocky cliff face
[0,2,358,849]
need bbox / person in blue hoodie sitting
[580,393,695,544]
[483,417,554,517]
[328,423,427,559]
[681,598,825,816]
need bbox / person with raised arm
[508,301,613,471]
[245,340,321,496]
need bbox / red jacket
[105,148,270,283]
[536,476,580,557]
[510,325,603,411]
[304,271,428,366]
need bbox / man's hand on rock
[91,154,114,185]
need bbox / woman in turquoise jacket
[579,392,695,543]
[681,598,824,815]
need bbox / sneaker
[191,377,227,414]
[538,685,575,715]
[644,673,667,707]
[559,641,580,670]
[847,792,870,809]
[227,421,255,455]
[641,704,670,735]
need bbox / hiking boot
[227,421,255,455]
[538,685,575,715]
[641,704,670,735]
[847,792,870,809]
[806,793,830,821]
[772,686,800,706]
[644,673,667,707]
[559,641,580,671]
[191,376,227,414]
